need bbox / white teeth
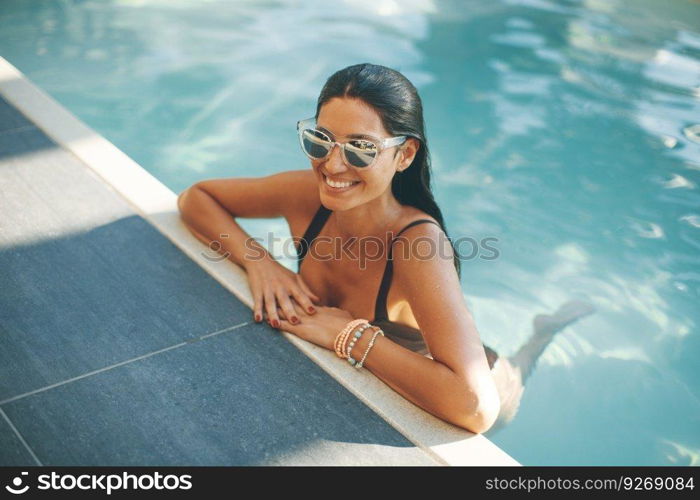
[325,175,359,188]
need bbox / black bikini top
[295,204,498,368]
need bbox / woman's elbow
[177,184,202,218]
[468,403,500,434]
[177,186,192,213]
[456,384,501,434]
[177,190,187,214]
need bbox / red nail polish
[255,314,261,322]
[291,316,299,324]
[308,306,316,313]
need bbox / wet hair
[315,63,461,279]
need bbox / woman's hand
[245,257,321,326]
[272,305,356,351]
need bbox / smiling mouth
[322,173,361,190]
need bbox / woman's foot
[533,299,596,337]
[510,299,596,382]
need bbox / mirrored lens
[301,129,332,159]
[344,139,378,168]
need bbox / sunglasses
[296,117,407,169]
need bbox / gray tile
[0,216,252,401]
[0,124,54,159]
[0,412,37,466]
[0,96,34,135]
[0,129,251,400]
[3,324,436,466]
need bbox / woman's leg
[509,299,595,383]
[486,299,595,434]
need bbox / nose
[323,142,350,174]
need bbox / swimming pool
[1,0,698,466]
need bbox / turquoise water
[2,0,699,466]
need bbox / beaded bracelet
[356,327,384,369]
[334,319,359,357]
[335,319,367,359]
[345,323,373,365]
[337,319,366,358]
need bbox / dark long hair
[315,63,461,279]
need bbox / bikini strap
[297,204,332,271]
[373,219,441,321]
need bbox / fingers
[252,289,264,323]
[256,282,319,328]
[290,288,317,316]
[276,293,300,325]
[296,278,320,313]
[263,290,281,328]
[296,275,321,306]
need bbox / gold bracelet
[356,327,384,369]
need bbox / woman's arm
[177,170,323,323]
[177,169,318,269]
[348,223,501,434]
[177,187,272,269]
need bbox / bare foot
[533,299,596,337]
[508,299,596,385]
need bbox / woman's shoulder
[391,207,446,265]
[395,206,442,236]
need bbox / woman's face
[313,97,414,209]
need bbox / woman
[178,63,594,434]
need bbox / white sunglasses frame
[296,116,407,168]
